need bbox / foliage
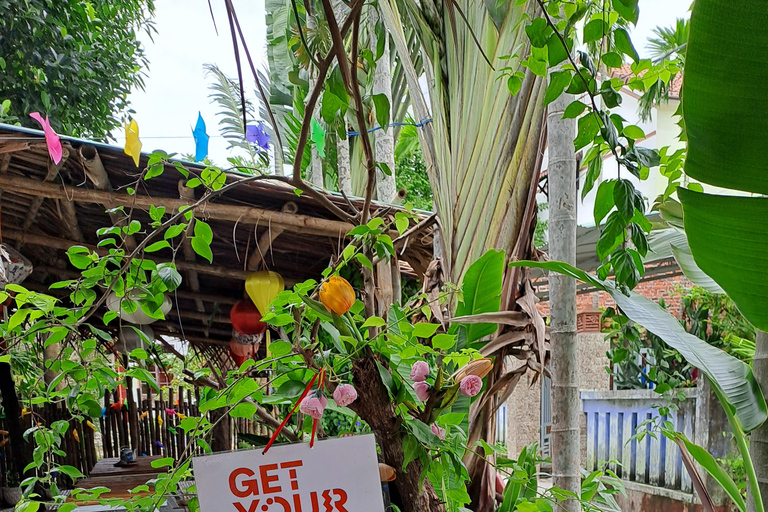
[0,0,155,139]
[396,148,433,211]
[676,0,768,332]
[604,301,694,392]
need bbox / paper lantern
[231,329,261,346]
[230,300,267,335]
[0,244,33,288]
[116,325,154,354]
[229,336,259,366]
[245,271,284,316]
[107,292,171,325]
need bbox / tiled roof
[611,63,682,98]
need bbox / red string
[262,372,319,454]
[310,418,318,448]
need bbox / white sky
[124,0,692,164]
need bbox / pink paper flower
[300,392,327,420]
[460,375,483,397]
[333,384,358,407]
[414,381,430,402]
[431,423,446,441]
[165,408,176,416]
[410,361,430,382]
[29,112,63,165]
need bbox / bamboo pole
[0,173,355,237]
[547,75,580,512]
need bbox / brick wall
[535,275,693,318]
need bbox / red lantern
[230,300,267,335]
[229,337,259,366]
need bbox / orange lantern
[229,337,259,367]
[245,271,284,316]
[230,300,267,335]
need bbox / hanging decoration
[229,299,267,335]
[192,112,209,162]
[245,271,284,316]
[116,325,154,353]
[229,331,260,367]
[310,119,326,157]
[106,291,171,325]
[246,123,270,153]
[29,112,63,164]
[0,245,33,289]
[124,118,142,167]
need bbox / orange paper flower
[319,276,355,315]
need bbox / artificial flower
[460,375,483,397]
[319,276,355,315]
[300,392,327,420]
[431,423,446,441]
[192,112,209,162]
[246,124,270,152]
[333,384,358,407]
[410,361,430,382]
[414,381,430,402]
[124,118,142,167]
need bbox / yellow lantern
[245,271,284,315]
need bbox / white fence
[581,388,698,494]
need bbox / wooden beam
[0,174,355,237]
[3,229,298,285]
[247,202,297,270]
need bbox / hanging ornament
[229,335,260,366]
[116,325,154,353]
[245,271,284,316]
[230,299,267,335]
[124,118,142,167]
[231,329,262,346]
[192,112,209,162]
[0,245,33,289]
[29,112,63,165]
[245,123,270,153]
[106,291,171,325]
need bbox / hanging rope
[347,116,433,137]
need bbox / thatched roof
[0,123,434,350]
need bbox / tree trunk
[210,408,232,453]
[547,80,580,512]
[350,357,444,512]
[369,6,397,202]
[748,330,768,512]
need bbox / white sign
[193,434,385,512]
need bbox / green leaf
[413,323,440,338]
[268,340,292,357]
[683,0,768,195]
[544,71,572,106]
[581,151,603,200]
[191,237,213,263]
[150,457,174,469]
[229,402,258,419]
[361,316,386,329]
[525,18,549,48]
[574,114,599,151]
[355,253,374,271]
[679,189,768,330]
[613,28,639,63]
[375,361,396,397]
[594,179,616,226]
[601,52,623,69]
[157,263,182,292]
[562,101,587,119]
[373,93,391,132]
[583,19,607,43]
[613,179,635,220]
[455,250,505,343]
[145,241,171,253]
[507,75,523,96]
[669,242,725,294]
[673,433,745,512]
[432,334,457,350]
[194,220,213,244]
[612,0,639,25]
[508,259,768,432]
